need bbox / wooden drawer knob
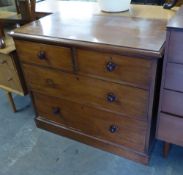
[107,93,116,103]
[37,51,46,60]
[7,77,13,81]
[52,107,60,115]
[45,78,55,87]
[106,62,116,72]
[0,60,6,64]
[109,125,117,133]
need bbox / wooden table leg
[163,142,171,158]
[6,92,17,112]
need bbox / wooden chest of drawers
[12,12,167,164]
[0,51,25,95]
[156,7,183,156]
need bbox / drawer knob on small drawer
[106,62,116,72]
[109,125,117,133]
[37,51,46,60]
[107,93,116,102]
[0,60,6,64]
[7,77,13,81]
[52,107,60,115]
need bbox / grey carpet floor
[0,90,183,175]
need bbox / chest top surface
[11,2,178,58]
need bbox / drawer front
[15,40,73,71]
[157,113,183,147]
[23,64,148,121]
[161,90,183,117]
[77,49,152,88]
[34,93,147,152]
[164,63,183,92]
[168,31,183,64]
[0,54,22,92]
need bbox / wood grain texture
[15,40,73,72]
[0,52,26,95]
[11,1,169,164]
[12,13,167,58]
[36,116,149,164]
[22,64,149,121]
[34,92,147,153]
[76,49,152,89]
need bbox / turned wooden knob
[37,51,46,60]
[107,93,116,103]
[109,125,117,133]
[52,107,60,115]
[106,62,116,72]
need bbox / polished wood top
[167,5,183,29]
[10,1,179,58]
[12,13,167,58]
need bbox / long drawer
[34,93,147,152]
[23,64,149,121]
[161,89,183,117]
[164,63,183,92]
[15,40,73,71]
[76,49,152,89]
[157,113,183,147]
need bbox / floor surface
[0,90,183,175]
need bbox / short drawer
[23,64,148,121]
[76,49,152,89]
[164,63,183,92]
[34,93,147,152]
[161,90,183,117]
[15,40,73,71]
[168,31,183,64]
[157,113,183,147]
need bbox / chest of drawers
[0,35,26,96]
[156,7,183,156]
[12,12,167,164]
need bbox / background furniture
[0,0,36,111]
[156,6,183,157]
[0,32,27,112]
[11,4,176,164]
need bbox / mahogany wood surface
[34,92,147,153]
[12,13,167,58]
[22,64,148,121]
[36,117,149,164]
[11,2,176,164]
[15,40,73,72]
[76,49,153,89]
